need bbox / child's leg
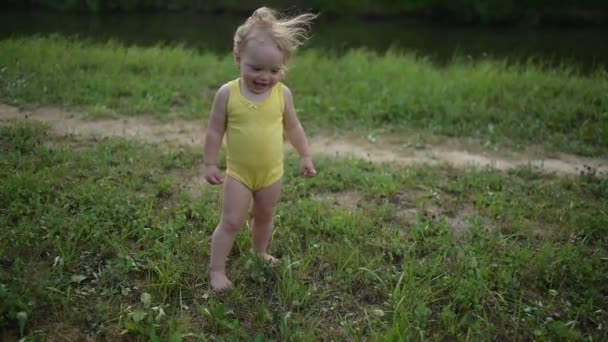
[209,176,252,291]
[251,180,282,263]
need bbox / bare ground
[2,103,606,177]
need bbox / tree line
[4,0,608,25]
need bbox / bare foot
[258,253,280,267]
[210,271,233,292]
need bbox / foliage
[3,0,608,24]
[1,36,607,157]
[1,123,607,339]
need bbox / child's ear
[233,52,241,65]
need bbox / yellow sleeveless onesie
[225,78,284,191]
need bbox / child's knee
[220,216,246,233]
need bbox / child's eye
[252,67,262,71]
[271,69,279,74]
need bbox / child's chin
[252,85,269,93]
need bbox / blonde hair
[233,7,317,66]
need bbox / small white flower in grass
[53,256,63,267]
[153,306,166,321]
[17,311,27,332]
[140,292,152,307]
[371,309,385,317]
[71,275,87,284]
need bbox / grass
[1,34,607,340]
[1,36,607,157]
[1,123,606,340]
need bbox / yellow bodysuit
[225,78,285,191]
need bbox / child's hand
[300,156,316,178]
[204,164,223,185]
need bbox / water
[2,11,607,69]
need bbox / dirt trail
[1,104,607,176]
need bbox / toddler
[203,7,317,291]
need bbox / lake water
[2,11,607,70]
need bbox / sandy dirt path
[1,104,607,176]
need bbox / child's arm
[283,86,316,177]
[203,84,230,184]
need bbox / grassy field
[1,122,606,340]
[1,36,607,157]
[1,36,607,340]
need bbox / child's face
[236,37,284,95]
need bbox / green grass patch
[1,36,607,157]
[1,123,606,340]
